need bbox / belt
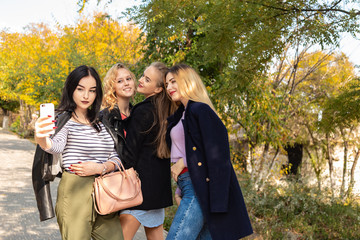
[179,167,188,175]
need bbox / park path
[0,128,148,240]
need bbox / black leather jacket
[100,106,127,155]
[32,109,125,221]
[32,111,71,221]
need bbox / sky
[0,0,138,31]
[0,0,359,71]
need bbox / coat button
[198,162,202,166]
[192,146,197,151]
[206,178,210,182]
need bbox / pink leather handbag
[92,160,143,215]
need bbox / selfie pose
[32,65,124,240]
[165,64,253,240]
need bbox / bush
[10,116,20,134]
[239,173,360,239]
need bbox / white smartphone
[40,103,55,134]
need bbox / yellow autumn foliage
[0,12,144,108]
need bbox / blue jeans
[166,172,212,240]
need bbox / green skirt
[55,171,123,240]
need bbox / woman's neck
[181,98,189,108]
[144,93,155,99]
[73,108,89,124]
[117,98,131,116]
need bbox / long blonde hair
[166,64,215,111]
[103,63,136,110]
[149,62,178,158]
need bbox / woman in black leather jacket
[101,63,136,151]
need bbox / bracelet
[101,163,107,175]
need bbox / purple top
[170,112,187,167]
[170,112,187,196]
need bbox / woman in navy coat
[165,64,253,240]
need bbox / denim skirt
[120,208,165,228]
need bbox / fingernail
[70,165,72,166]
[78,162,82,164]
[48,115,52,117]
[69,167,72,169]
[52,120,57,123]
[53,126,58,129]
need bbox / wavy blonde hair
[103,63,136,110]
[166,64,215,111]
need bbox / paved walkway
[0,128,149,240]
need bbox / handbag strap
[92,191,116,215]
[101,159,128,177]
[92,191,101,214]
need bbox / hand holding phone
[39,103,55,135]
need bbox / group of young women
[32,62,253,240]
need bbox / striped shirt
[46,120,120,172]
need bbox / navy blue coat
[166,101,253,240]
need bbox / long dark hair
[149,62,177,158]
[57,65,103,132]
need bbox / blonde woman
[101,63,136,146]
[118,62,176,240]
[165,64,253,240]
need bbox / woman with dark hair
[33,65,124,240]
[118,62,176,240]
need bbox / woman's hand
[70,161,115,176]
[70,162,103,176]
[34,116,56,149]
[174,193,182,206]
[171,158,185,182]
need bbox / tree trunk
[254,143,270,189]
[284,143,303,176]
[305,146,321,191]
[258,143,269,173]
[249,143,257,181]
[340,127,348,198]
[347,148,359,198]
[262,148,280,186]
[2,116,9,129]
[325,133,335,199]
[17,99,35,138]
[1,108,9,129]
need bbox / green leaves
[321,78,360,132]
[125,0,360,103]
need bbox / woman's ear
[154,87,163,94]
